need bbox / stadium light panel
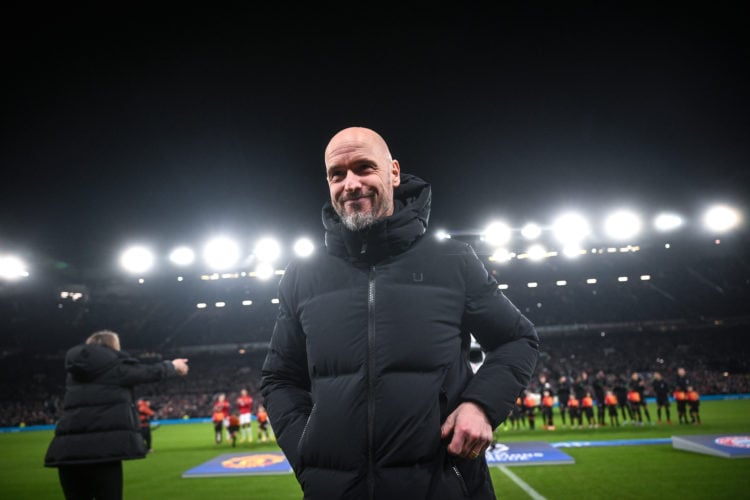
[562,245,584,259]
[552,212,590,245]
[483,221,512,247]
[435,230,451,240]
[169,246,195,266]
[490,248,513,263]
[556,280,567,286]
[254,262,275,280]
[604,210,642,241]
[196,303,207,309]
[254,237,281,263]
[653,212,683,231]
[521,223,542,240]
[703,204,741,233]
[119,246,155,274]
[203,237,240,271]
[293,237,315,257]
[586,278,597,284]
[498,284,509,290]
[527,244,547,261]
[0,255,29,280]
[527,282,538,288]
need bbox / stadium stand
[1,234,748,427]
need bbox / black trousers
[140,426,152,450]
[58,461,123,500]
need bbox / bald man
[261,127,539,500]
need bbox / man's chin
[341,211,377,232]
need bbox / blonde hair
[85,330,121,351]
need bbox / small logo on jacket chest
[412,272,424,282]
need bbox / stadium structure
[1,203,748,426]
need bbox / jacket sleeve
[112,357,177,387]
[458,245,540,428]
[260,266,313,472]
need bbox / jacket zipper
[367,266,376,500]
[451,460,470,497]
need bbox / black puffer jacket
[45,344,176,466]
[260,174,539,500]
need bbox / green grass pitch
[2,399,748,499]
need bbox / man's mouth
[342,192,373,203]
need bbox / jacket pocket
[428,455,470,499]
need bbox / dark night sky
[1,4,748,274]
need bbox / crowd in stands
[2,326,747,428]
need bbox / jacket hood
[65,344,121,381]
[322,173,431,263]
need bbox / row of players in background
[508,367,701,431]
[211,390,271,447]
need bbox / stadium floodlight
[562,245,584,259]
[653,212,684,232]
[483,221,512,247]
[604,210,642,241]
[490,247,513,263]
[527,244,547,261]
[203,237,240,271]
[435,230,451,240]
[0,255,29,280]
[293,237,315,258]
[521,223,542,240]
[254,237,281,263]
[119,246,155,274]
[703,204,741,233]
[552,212,590,245]
[254,262,275,280]
[169,246,195,266]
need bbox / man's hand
[440,401,493,460]
[172,358,189,376]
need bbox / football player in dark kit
[591,370,607,427]
[651,372,672,424]
[556,375,571,428]
[674,367,691,425]
[629,372,652,425]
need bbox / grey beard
[341,211,378,231]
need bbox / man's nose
[343,170,362,190]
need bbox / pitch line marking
[498,465,546,500]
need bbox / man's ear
[391,160,401,187]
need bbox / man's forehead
[325,129,390,166]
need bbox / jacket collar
[322,173,431,264]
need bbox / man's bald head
[324,127,400,231]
